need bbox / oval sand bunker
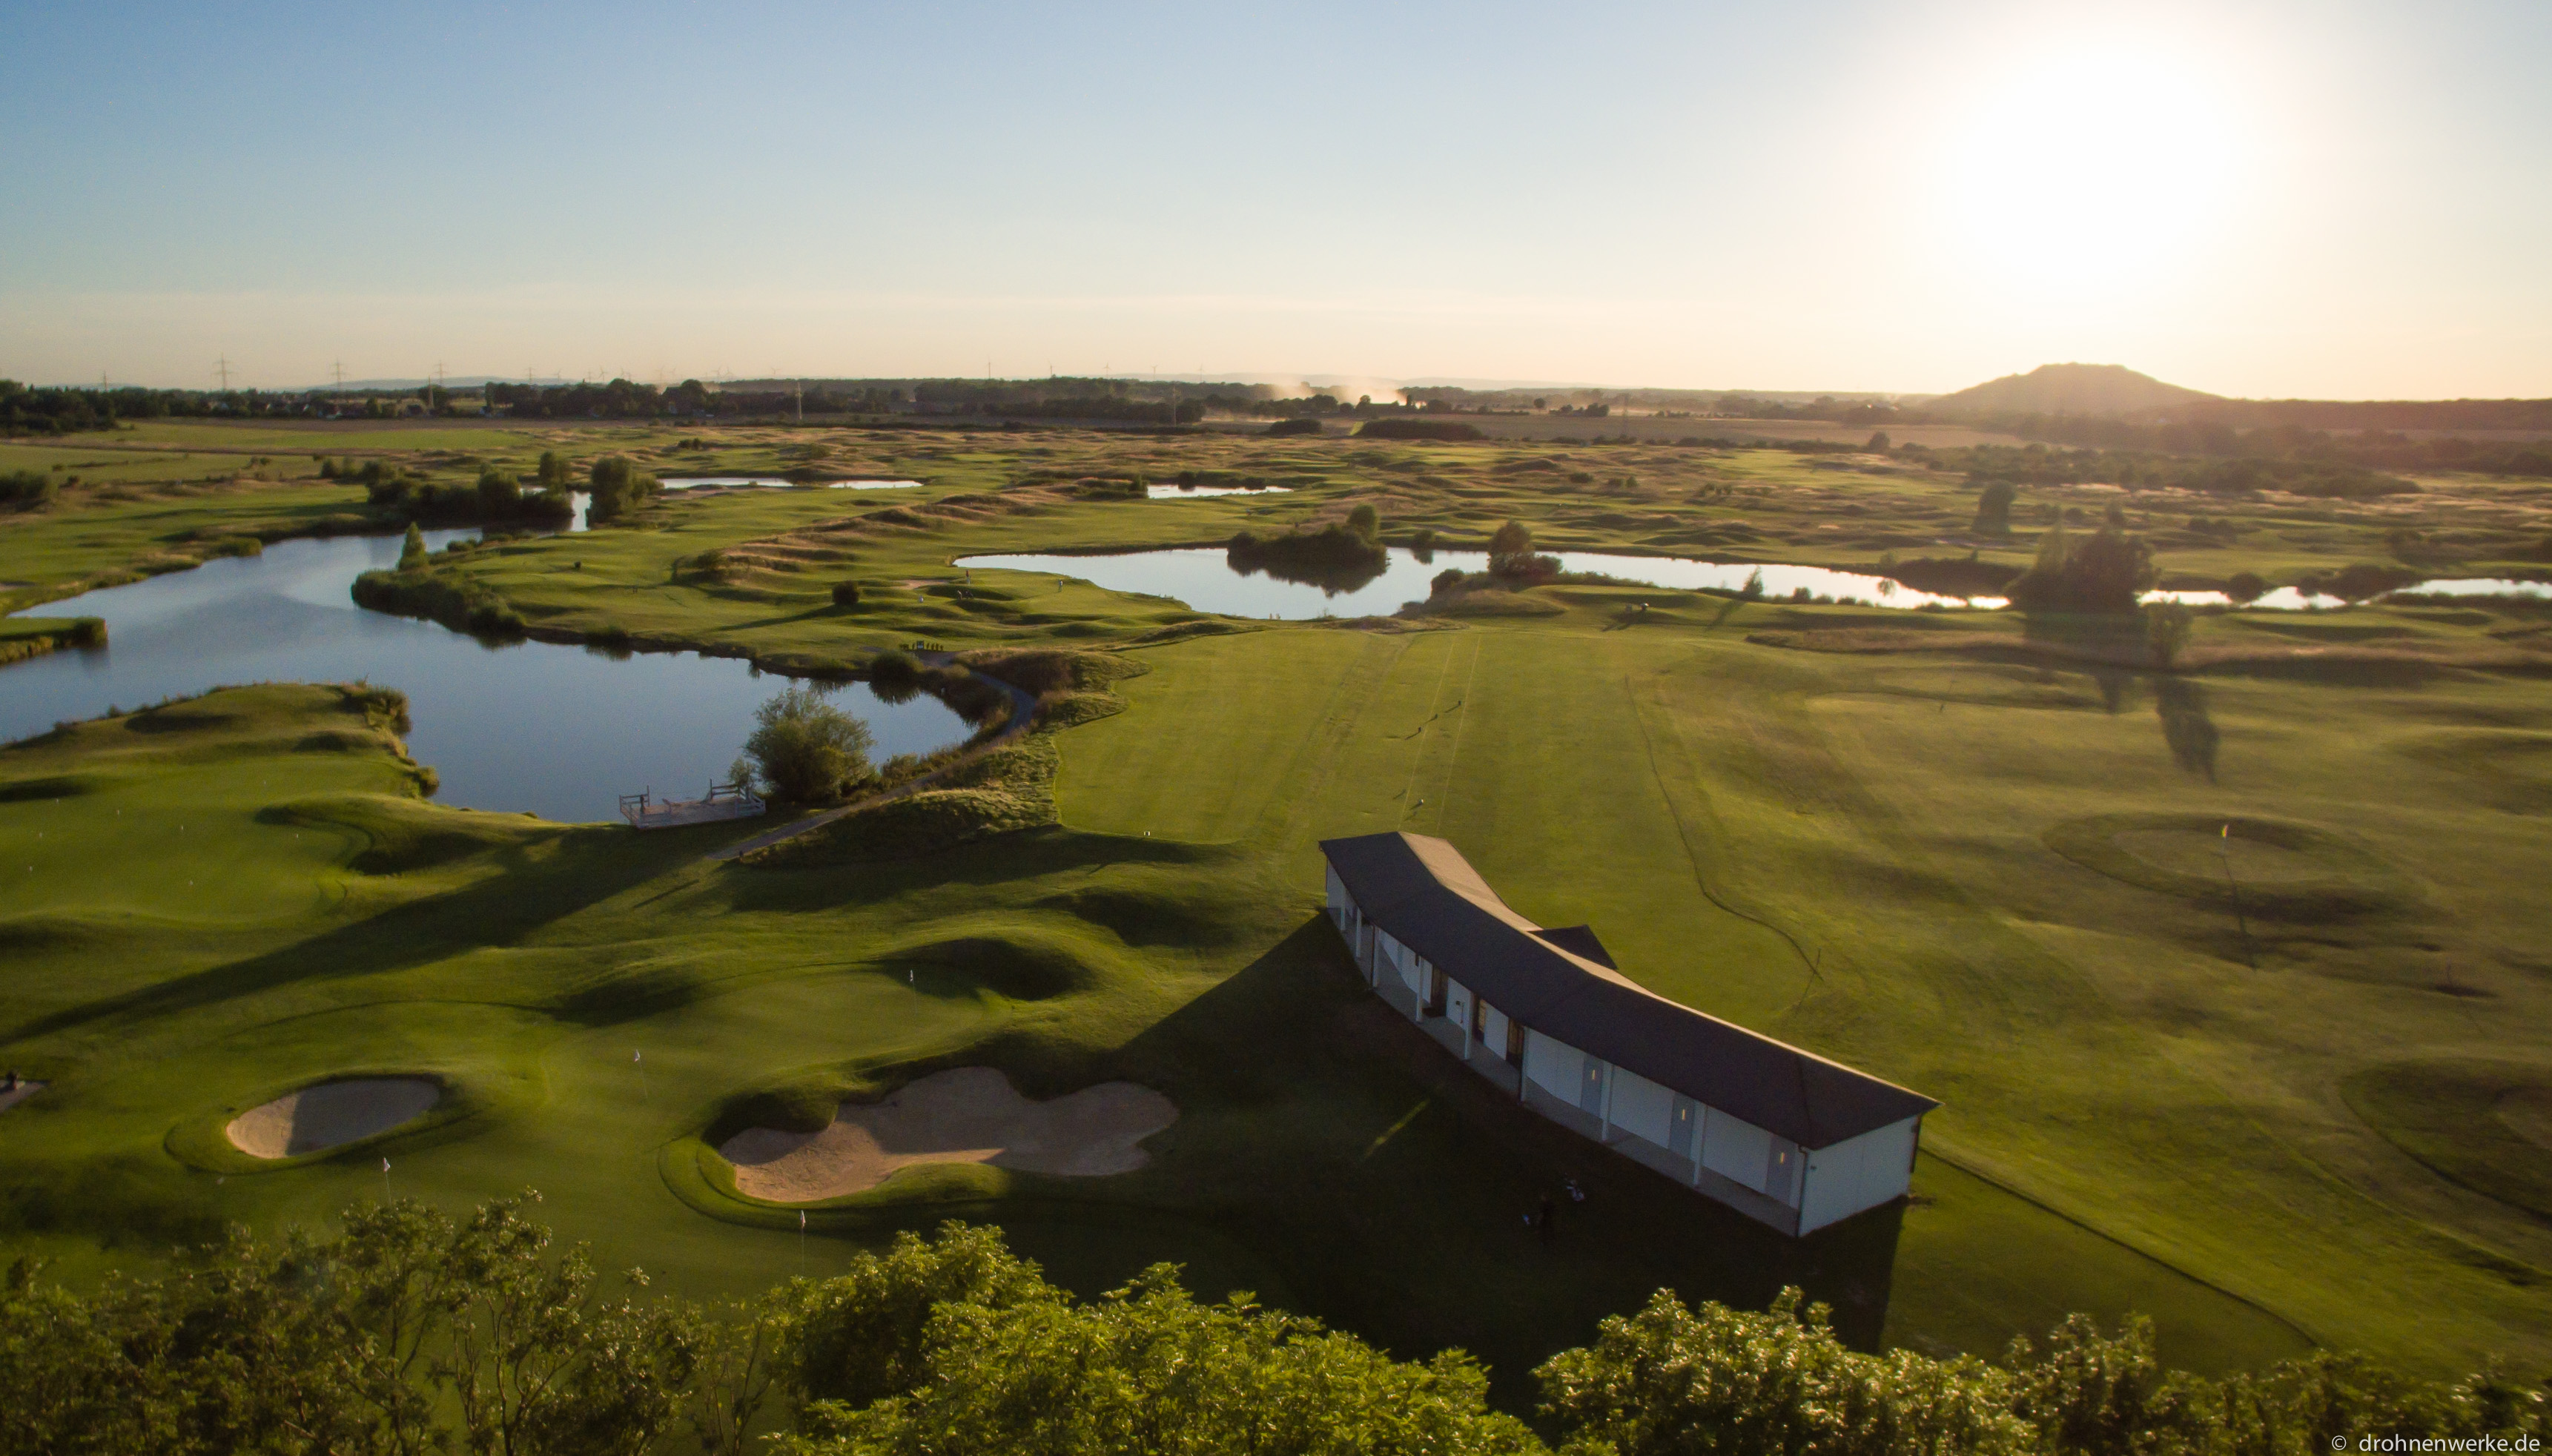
[720,1067,1176,1203]
[226,1078,441,1159]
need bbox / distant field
[2,417,2547,1394]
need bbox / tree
[1974,480,2017,536]
[2225,572,2267,604]
[586,456,660,522]
[783,1263,1538,1456]
[535,451,572,490]
[830,581,861,608]
[476,469,521,515]
[2003,509,2156,615]
[1866,431,1893,451]
[2145,600,2194,668]
[1487,520,1535,575]
[397,523,427,571]
[741,686,876,804]
[1345,503,1379,543]
[0,469,55,506]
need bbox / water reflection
[661,477,922,491]
[1,535,968,821]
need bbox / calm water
[956,546,2548,621]
[661,477,922,491]
[2,535,968,821]
[954,547,1994,617]
[1144,484,1293,500]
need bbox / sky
[1,0,2545,399]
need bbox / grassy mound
[257,792,555,873]
[2344,1059,2552,1221]
[2042,813,2416,920]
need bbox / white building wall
[1702,1108,1774,1193]
[1481,1003,1510,1058]
[1326,867,1349,920]
[1522,1029,1584,1102]
[1606,1067,1676,1148]
[1444,977,1472,1039]
[1797,1116,1920,1234]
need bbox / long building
[1320,831,1936,1236]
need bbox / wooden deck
[621,784,766,830]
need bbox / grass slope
[4,420,2550,1398]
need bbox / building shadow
[1097,914,1906,1404]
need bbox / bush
[397,523,427,571]
[831,580,862,607]
[1345,503,1379,542]
[586,455,661,522]
[741,686,876,804]
[535,450,571,490]
[1265,418,1323,437]
[2146,600,2194,667]
[1430,568,1467,599]
[2226,571,2267,603]
[1974,480,2017,536]
[0,468,56,506]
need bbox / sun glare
[1940,47,2249,296]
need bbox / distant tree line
[1935,414,2552,479]
[1909,442,2422,501]
[2,1203,2542,1456]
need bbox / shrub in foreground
[2,1207,2545,1455]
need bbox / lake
[1,535,969,823]
[955,546,2551,621]
[953,547,1999,618]
[660,478,923,491]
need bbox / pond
[1144,484,1292,500]
[660,477,923,491]
[953,547,1997,618]
[956,546,2552,621]
[1,535,971,823]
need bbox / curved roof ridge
[1320,830,1936,1148]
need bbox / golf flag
[799,1211,807,1229]
[381,1159,390,1173]
[634,1050,642,1062]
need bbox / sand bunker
[0,1079,44,1115]
[719,1067,1176,1203]
[226,1078,441,1159]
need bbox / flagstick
[799,1210,807,1274]
[381,1156,392,1203]
[634,1049,649,1103]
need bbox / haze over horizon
[4,0,2545,400]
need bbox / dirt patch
[226,1077,440,1158]
[718,1066,1175,1202]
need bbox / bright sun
[1940,47,2249,295]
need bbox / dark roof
[1531,925,1616,968]
[1320,831,1936,1149]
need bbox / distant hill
[1926,363,2221,419]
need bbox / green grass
[4,420,2551,1400]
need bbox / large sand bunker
[226,1078,441,1159]
[719,1067,1177,1203]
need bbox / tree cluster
[2004,508,2159,615]
[1917,443,2418,502]
[5,1206,2543,1456]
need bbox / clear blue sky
[3,0,2545,397]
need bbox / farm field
[1,419,2548,1397]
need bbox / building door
[1669,1097,1698,1159]
[1424,964,1447,1016]
[1580,1057,1606,1114]
[1470,997,1486,1045]
[1505,1018,1525,1065]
